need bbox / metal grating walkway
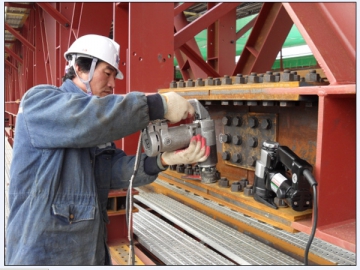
[150,179,356,265]
[135,189,303,265]
[133,203,234,265]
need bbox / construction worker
[6,34,209,265]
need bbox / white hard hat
[64,34,123,79]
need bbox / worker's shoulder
[26,84,62,95]
[23,84,67,100]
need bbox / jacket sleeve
[20,85,164,148]
[110,149,163,189]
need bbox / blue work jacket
[6,79,165,265]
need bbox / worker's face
[75,61,117,97]
[90,62,117,97]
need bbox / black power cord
[303,169,318,265]
[125,131,143,265]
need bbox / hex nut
[247,137,258,148]
[232,135,242,145]
[222,75,232,85]
[239,178,249,189]
[235,74,246,84]
[232,116,242,127]
[244,185,254,196]
[247,156,257,167]
[222,116,232,126]
[178,80,186,88]
[231,182,242,192]
[222,151,230,160]
[231,153,242,163]
[219,177,229,187]
[260,119,271,130]
[196,78,205,86]
[187,79,195,87]
[170,80,177,88]
[219,133,231,143]
[248,117,258,128]
[214,78,222,85]
[248,73,260,83]
[206,77,214,85]
[281,69,294,82]
[264,71,275,82]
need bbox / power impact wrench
[141,99,219,183]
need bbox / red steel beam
[233,2,293,75]
[5,47,23,64]
[283,3,355,85]
[179,43,220,78]
[315,95,356,227]
[174,2,195,17]
[5,23,35,51]
[37,2,70,27]
[174,8,208,80]
[236,16,256,40]
[5,59,17,70]
[174,2,240,50]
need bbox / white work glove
[161,92,195,123]
[161,135,210,166]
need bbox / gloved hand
[161,92,195,123]
[161,134,210,166]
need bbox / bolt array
[170,70,323,88]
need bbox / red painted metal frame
[283,3,355,85]
[4,2,356,251]
[234,2,293,75]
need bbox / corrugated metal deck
[135,189,303,265]
[137,179,356,266]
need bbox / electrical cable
[125,131,143,265]
[303,169,318,265]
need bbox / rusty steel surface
[221,112,278,171]
[157,171,312,232]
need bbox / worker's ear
[74,64,88,80]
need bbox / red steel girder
[112,3,174,155]
[206,2,237,76]
[233,2,293,75]
[5,59,17,70]
[179,43,220,78]
[283,3,355,85]
[37,2,70,28]
[174,2,240,50]
[236,16,256,40]
[5,47,23,64]
[174,2,196,17]
[5,22,35,51]
[315,95,356,227]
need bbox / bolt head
[260,119,271,130]
[247,137,258,148]
[222,151,230,160]
[248,117,258,128]
[232,135,242,145]
[231,153,241,163]
[219,133,231,143]
[232,116,242,127]
[222,116,232,126]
